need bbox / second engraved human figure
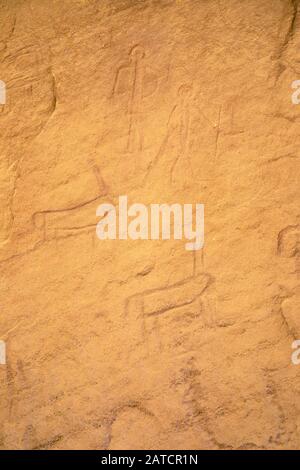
[112,46,158,155]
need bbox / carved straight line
[146,295,200,317]
[214,105,222,162]
[34,195,102,217]
[32,434,63,450]
[56,223,97,231]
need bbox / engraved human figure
[112,45,158,155]
[170,84,193,180]
[146,84,194,189]
[127,46,145,153]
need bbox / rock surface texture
[0,0,300,450]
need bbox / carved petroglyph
[112,45,159,155]
[32,165,110,244]
[125,270,215,355]
[169,84,193,180]
[221,100,245,137]
[211,101,244,165]
[145,85,223,189]
[146,84,194,189]
[276,225,300,337]
[4,357,29,421]
[1,39,56,135]
[100,401,160,450]
[0,159,18,245]
[213,105,222,162]
[0,41,58,248]
[0,80,6,105]
[2,0,299,451]
[277,224,300,278]
[33,196,107,244]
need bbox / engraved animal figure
[112,45,158,154]
[32,165,111,243]
[125,272,213,355]
[0,159,17,244]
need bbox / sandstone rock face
[0,0,300,450]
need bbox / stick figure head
[129,45,145,61]
[178,83,193,98]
